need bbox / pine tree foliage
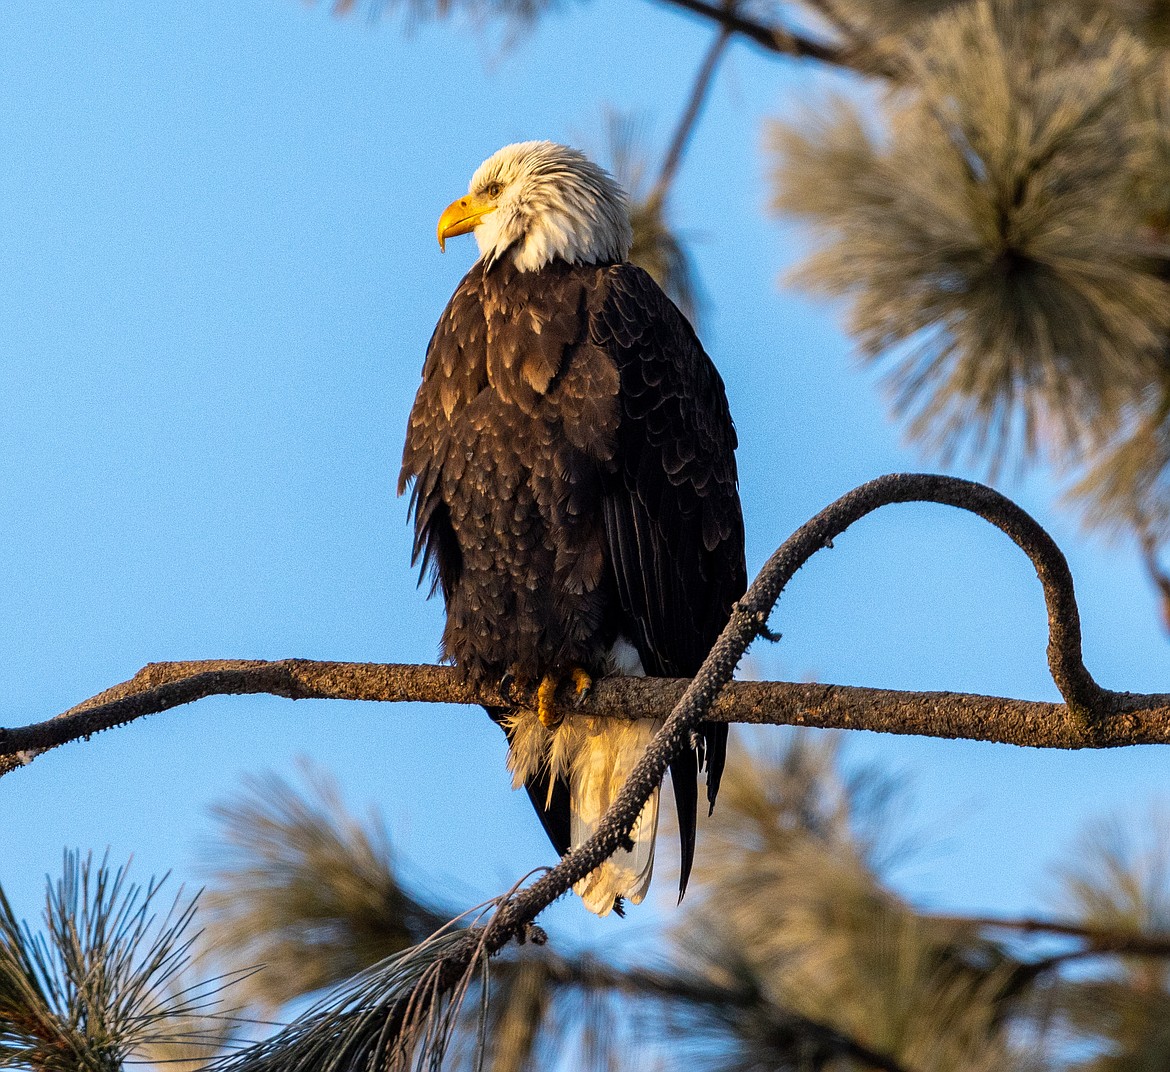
[14,749,1170,1071]
[200,764,449,1015]
[772,0,1170,473]
[208,926,489,1072]
[681,734,1033,1072]
[193,740,1053,1071]
[815,0,958,37]
[1052,809,1170,1071]
[0,853,222,1072]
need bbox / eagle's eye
[486,182,503,198]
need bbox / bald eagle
[400,141,745,916]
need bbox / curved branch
[3,475,1157,782]
[477,474,1120,945]
[186,474,1156,1072]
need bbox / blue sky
[2,0,1167,951]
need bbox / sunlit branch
[122,474,1161,1072]
[4,475,1164,781]
[7,659,1170,780]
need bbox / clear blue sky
[1,0,1167,949]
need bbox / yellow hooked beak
[437,192,498,251]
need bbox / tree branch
[4,474,1163,780]
[185,474,1160,1072]
[652,22,732,199]
[7,659,1170,779]
[929,913,1170,969]
[651,0,887,74]
[496,953,912,1072]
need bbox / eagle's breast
[401,259,622,682]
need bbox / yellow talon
[537,675,560,729]
[571,667,592,701]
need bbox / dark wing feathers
[592,263,746,900]
[400,269,488,601]
[403,260,745,907]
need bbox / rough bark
[5,660,1170,780]
[15,475,1167,1072]
[2,474,1162,778]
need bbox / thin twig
[929,913,1170,974]
[652,22,732,199]
[932,914,1170,941]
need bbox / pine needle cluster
[1051,809,1170,1070]
[773,0,1170,477]
[0,853,222,1072]
[12,740,1170,1072]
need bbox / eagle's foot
[536,668,592,727]
[537,675,562,730]
[571,667,592,704]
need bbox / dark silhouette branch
[652,21,732,200]
[929,913,1170,970]
[528,954,912,1072]
[653,0,891,75]
[4,474,1164,780]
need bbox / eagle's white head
[436,141,633,273]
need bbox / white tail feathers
[502,708,664,917]
[569,715,663,916]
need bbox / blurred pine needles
[10,742,1170,1071]
[768,0,1170,579]
[190,741,1170,1072]
[200,763,449,1015]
